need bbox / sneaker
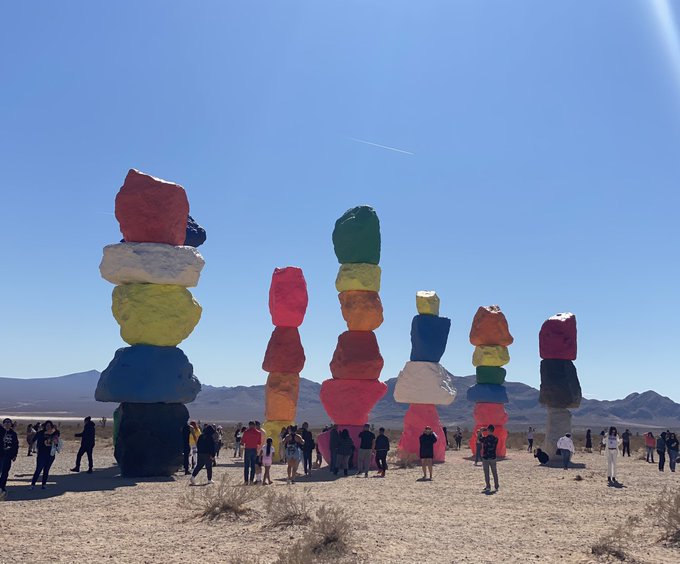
[190,476,196,486]
[69,468,79,472]
[483,487,490,493]
[494,485,499,491]
[364,473,369,478]
[207,480,214,485]
[87,469,93,474]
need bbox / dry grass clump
[181,474,265,520]
[276,504,353,564]
[650,487,680,545]
[591,526,630,562]
[264,488,312,527]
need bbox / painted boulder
[475,366,507,385]
[393,361,456,405]
[263,419,294,457]
[539,312,577,360]
[114,169,189,246]
[264,372,300,422]
[469,424,509,458]
[539,359,582,408]
[332,205,381,265]
[329,331,384,380]
[184,215,207,247]
[472,345,510,367]
[319,378,388,425]
[111,284,202,347]
[335,263,381,292]
[262,327,306,373]
[338,291,384,331]
[397,404,446,463]
[96,345,200,403]
[409,314,451,363]
[268,267,308,328]
[473,402,509,426]
[466,383,509,404]
[416,291,440,316]
[469,305,514,346]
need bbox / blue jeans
[561,450,572,469]
[244,448,257,482]
[670,450,678,472]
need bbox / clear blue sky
[2,1,679,402]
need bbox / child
[254,449,263,484]
[262,438,275,485]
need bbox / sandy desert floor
[2,437,679,564]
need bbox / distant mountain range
[1,370,679,430]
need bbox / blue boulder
[184,215,207,247]
[466,384,509,404]
[96,345,201,403]
[409,315,451,362]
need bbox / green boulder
[475,365,507,385]
[332,206,381,264]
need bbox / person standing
[657,432,667,472]
[30,421,61,490]
[599,429,606,454]
[336,429,354,477]
[480,425,499,493]
[557,433,575,470]
[1,418,19,498]
[241,421,262,484]
[442,426,449,448]
[214,425,223,460]
[419,426,437,481]
[25,424,36,457]
[585,429,593,453]
[644,432,655,463]
[666,432,679,473]
[283,425,304,484]
[329,424,340,475]
[454,427,463,451]
[70,416,96,474]
[300,422,315,476]
[188,421,201,470]
[262,438,275,485]
[255,421,267,451]
[374,428,390,477]
[181,421,191,475]
[233,425,243,458]
[527,427,534,452]
[357,424,375,478]
[474,428,484,466]
[606,426,621,485]
[279,427,287,463]
[621,429,631,457]
[190,425,216,485]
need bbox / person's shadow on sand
[5,466,175,502]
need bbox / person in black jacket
[480,425,499,493]
[181,422,191,475]
[419,426,438,480]
[374,428,390,477]
[70,416,96,473]
[30,421,60,490]
[329,424,340,475]
[300,422,315,477]
[190,425,216,485]
[1,418,20,497]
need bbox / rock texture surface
[469,305,514,346]
[268,267,308,328]
[466,383,510,404]
[539,359,582,408]
[329,331,384,380]
[184,215,207,247]
[338,291,384,331]
[393,362,456,405]
[475,366,507,385]
[397,404,446,462]
[543,407,572,455]
[264,372,300,422]
[262,327,306,373]
[416,291,440,316]
[539,312,577,360]
[332,206,381,264]
[320,379,388,425]
[335,263,381,292]
[472,345,510,367]
[100,243,205,287]
[409,315,451,363]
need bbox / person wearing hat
[1,418,20,498]
[556,433,575,470]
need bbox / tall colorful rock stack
[96,169,205,477]
[317,206,388,463]
[467,306,513,458]
[393,291,456,463]
[539,312,580,454]
[262,267,308,454]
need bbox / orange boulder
[469,305,514,346]
[265,372,300,421]
[338,291,384,331]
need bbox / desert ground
[1,425,679,564]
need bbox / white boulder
[393,361,457,405]
[100,243,205,287]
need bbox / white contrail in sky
[348,137,414,155]
[649,0,680,94]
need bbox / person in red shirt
[241,421,262,484]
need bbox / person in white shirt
[556,433,575,470]
[606,426,622,485]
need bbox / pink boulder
[397,404,446,463]
[329,331,384,380]
[469,424,508,458]
[115,169,190,245]
[262,327,306,373]
[473,402,509,427]
[539,312,577,360]
[320,378,387,425]
[269,267,308,327]
[317,424,378,470]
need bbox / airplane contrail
[348,137,414,155]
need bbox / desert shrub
[264,488,312,527]
[181,473,265,520]
[650,487,680,544]
[591,527,628,561]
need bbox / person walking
[442,426,449,448]
[336,429,354,477]
[374,428,390,477]
[283,426,304,484]
[419,426,438,481]
[188,421,201,470]
[645,432,656,463]
[279,427,288,463]
[606,426,621,485]
[657,432,667,472]
[599,429,606,454]
[262,438,275,485]
[480,425,499,493]
[30,421,61,490]
[454,427,463,451]
[621,429,632,457]
[357,424,375,478]
[190,425,216,485]
[70,416,96,474]
[474,428,484,466]
[329,424,340,475]
[557,433,575,470]
[214,425,223,460]
[25,424,36,457]
[241,421,262,484]
[1,418,19,499]
[300,422,315,477]
[666,432,679,473]
[527,427,534,452]
[585,429,593,453]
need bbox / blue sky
[1,1,679,402]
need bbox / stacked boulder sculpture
[467,306,513,458]
[539,312,581,454]
[262,267,308,454]
[393,291,456,462]
[96,169,205,476]
[317,206,388,463]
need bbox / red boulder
[115,169,190,245]
[539,312,577,360]
[397,404,446,463]
[469,424,508,458]
[329,331,384,380]
[262,327,306,373]
[473,402,509,426]
[269,267,308,328]
[320,378,387,425]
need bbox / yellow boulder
[472,345,510,367]
[335,263,381,292]
[112,284,202,346]
[416,291,440,316]
[263,419,293,457]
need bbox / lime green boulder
[335,263,381,292]
[475,366,507,385]
[112,284,202,346]
[472,345,510,367]
[332,206,381,264]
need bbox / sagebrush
[264,488,312,527]
[181,474,265,519]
